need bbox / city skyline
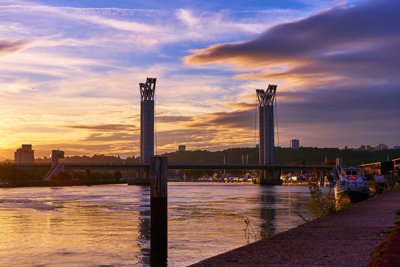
[1,0,399,159]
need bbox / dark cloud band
[0,40,30,55]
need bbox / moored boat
[334,167,370,203]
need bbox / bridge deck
[4,163,333,170]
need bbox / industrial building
[14,144,34,164]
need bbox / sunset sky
[0,0,399,159]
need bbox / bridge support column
[150,156,168,266]
[257,85,281,185]
[260,169,282,185]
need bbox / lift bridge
[10,77,333,184]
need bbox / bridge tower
[140,78,156,165]
[256,85,281,185]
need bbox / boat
[334,167,370,203]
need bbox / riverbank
[191,191,400,266]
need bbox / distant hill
[32,147,400,166]
[34,154,140,164]
[163,147,400,166]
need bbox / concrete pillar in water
[150,156,168,266]
[256,86,281,185]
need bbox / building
[43,150,65,181]
[51,150,65,166]
[290,139,300,149]
[360,161,394,179]
[14,144,34,163]
[178,145,186,152]
[376,144,388,150]
[394,158,400,170]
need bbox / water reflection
[0,183,312,266]
[259,188,276,238]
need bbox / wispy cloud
[0,4,289,51]
[65,124,136,132]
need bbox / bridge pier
[257,85,281,185]
[150,156,168,266]
[260,169,282,185]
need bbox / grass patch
[369,229,400,266]
[369,236,392,266]
[369,212,400,267]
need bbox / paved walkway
[191,191,400,267]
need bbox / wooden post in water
[150,156,168,266]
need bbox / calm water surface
[0,183,313,266]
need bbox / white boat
[334,167,370,203]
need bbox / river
[0,183,313,266]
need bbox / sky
[0,0,399,159]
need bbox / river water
[0,183,313,266]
